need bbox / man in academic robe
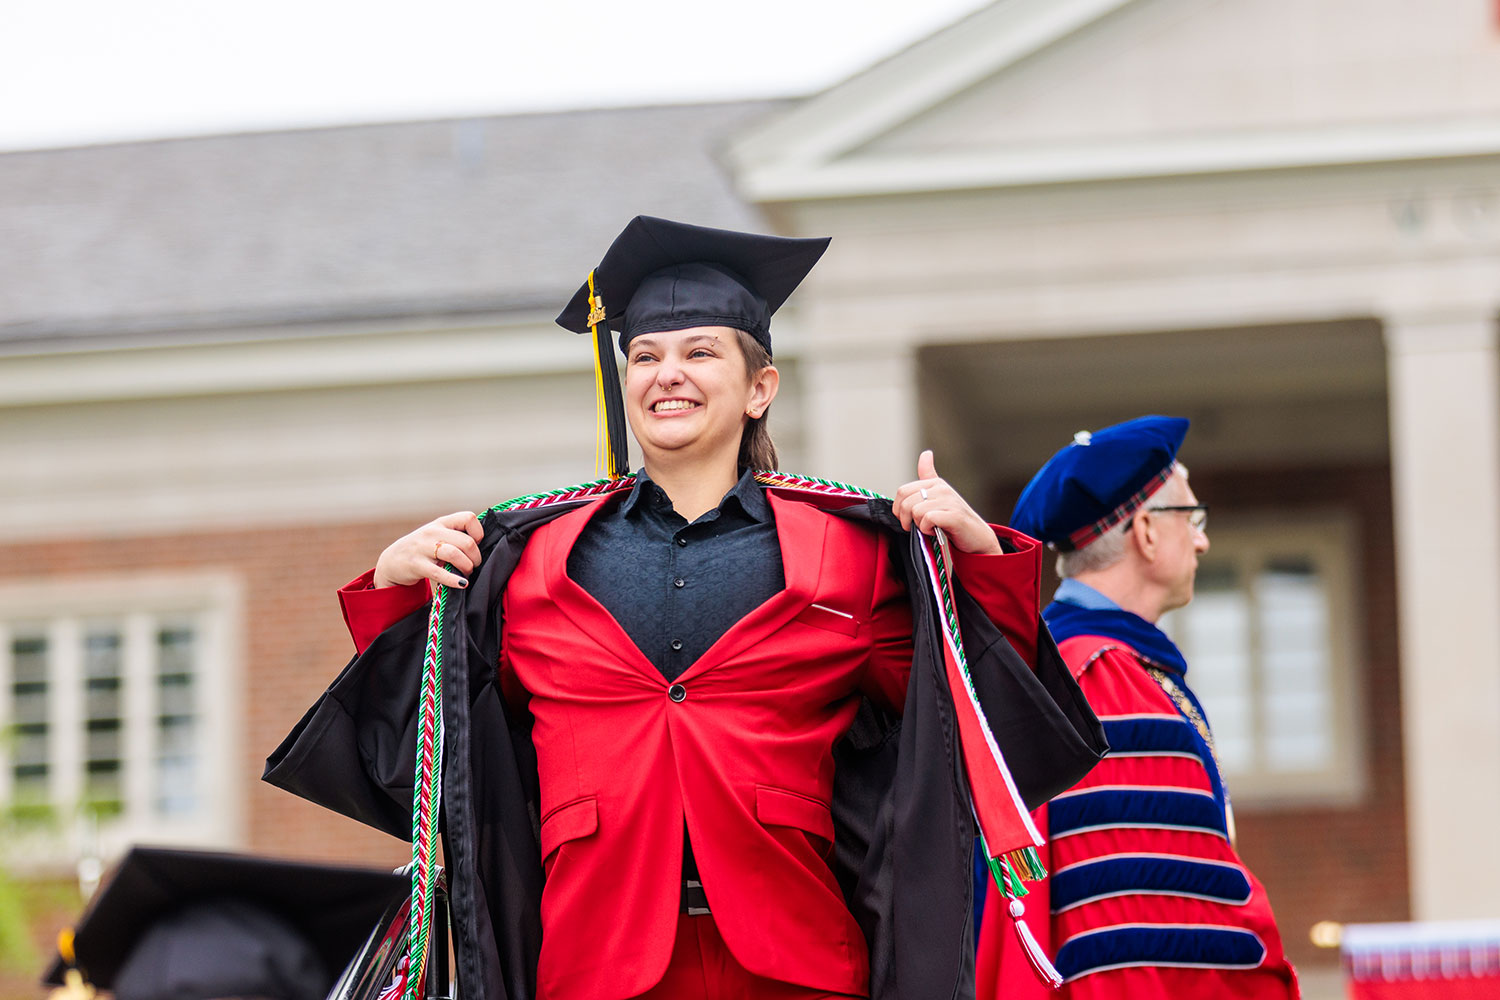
[976,415,1300,999]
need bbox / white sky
[0,0,992,152]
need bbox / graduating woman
[265,217,1103,1000]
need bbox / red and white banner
[1344,920,1500,1000]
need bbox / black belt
[680,879,711,916]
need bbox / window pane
[2,590,227,847]
[155,623,199,816]
[9,631,49,806]
[1258,560,1334,771]
[82,626,125,815]
[1177,565,1255,773]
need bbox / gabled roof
[726,0,1500,201]
[726,0,1137,174]
[0,101,782,351]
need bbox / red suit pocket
[540,795,598,861]
[757,785,836,858]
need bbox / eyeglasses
[1146,504,1209,532]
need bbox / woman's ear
[746,364,780,418]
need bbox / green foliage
[4,801,58,828]
[81,798,123,820]
[0,867,38,975]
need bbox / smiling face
[623,326,778,470]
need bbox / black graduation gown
[263,492,1105,1000]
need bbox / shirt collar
[619,467,771,523]
[1053,577,1123,612]
[727,468,772,522]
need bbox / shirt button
[673,577,686,589]
[668,684,687,703]
[676,537,688,547]
[670,638,683,651]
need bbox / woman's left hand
[894,450,1003,555]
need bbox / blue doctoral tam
[1011,415,1189,550]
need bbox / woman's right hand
[372,511,485,590]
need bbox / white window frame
[1160,510,1368,809]
[0,571,245,868]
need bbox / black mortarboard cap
[115,898,326,1000]
[43,846,408,1000]
[555,216,830,354]
[554,216,829,480]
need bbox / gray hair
[1056,463,1190,578]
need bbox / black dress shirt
[567,468,785,682]
[566,467,785,888]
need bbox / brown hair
[734,329,779,472]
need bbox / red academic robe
[976,632,1300,1000]
[342,488,1046,1000]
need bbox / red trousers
[631,913,861,1000]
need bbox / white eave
[725,0,1140,173]
[736,118,1500,201]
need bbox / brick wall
[989,462,1409,975]
[0,516,424,869]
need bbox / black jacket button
[668,684,687,703]
[670,638,683,651]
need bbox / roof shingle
[0,101,782,350]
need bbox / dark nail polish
[456,579,468,588]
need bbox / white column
[49,618,83,822]
[122,613,155,829]
[201,597,247,848]
[0,623,12,806]
[1384,310,1500,919]
[800,342,918,496]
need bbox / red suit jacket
[342,488,1046,1000]
[976,632,1300,1000]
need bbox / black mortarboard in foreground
[43,846,407,1000]
[554,216,830,479]
[116,898,326,1000]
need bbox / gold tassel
[588,271,609,478]
[586,270,629,479]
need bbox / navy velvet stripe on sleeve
[1050,855,1252,912]
[1100,718,1203,759]
[1055,925,1266,982]
[1049,788,1228,839]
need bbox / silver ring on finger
[920,488,929,501]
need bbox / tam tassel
[1008,898,1064,989]
[587,270,630,479]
